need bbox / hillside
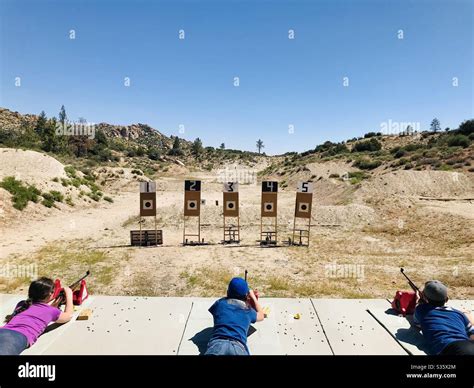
[0,107,472,300]
[0,107,265,175]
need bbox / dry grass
[0,241,130,294]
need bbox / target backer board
[184,180,201,217]
[261,181,278,217]
[223,182,239,217]
[139,182,157,217]
[295,181,313,219]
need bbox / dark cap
[423,280,448,303]
[227,277,249,299]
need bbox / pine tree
[192,138,203,156]
[430,118,441,132]
[59,105,67,125]
[35,111,47,137]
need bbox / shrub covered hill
[0,106,473,185]
[0,107,263,176]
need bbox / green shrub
[447,134,470,148]
[458,119,474,135]
[64,166,77,178]
[353,159,382,170]
[87,191,103,202]
[0,177,41,210]
[41,193,55,208]
[65,196,74,206]
[404,144,423,152]
[348,171,368,184]
[394,149,406,158]
[104,196,114,203]
[49,190,64,202]
[352,138,382,152]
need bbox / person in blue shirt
[414,280,474,355]
[205,277,265,355]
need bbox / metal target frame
[183,180,204,245]
[291,181,313,247]
[222,182,240,244]
[130,181,162,247]
[260,181,278,246]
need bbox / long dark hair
[6,277,55,322]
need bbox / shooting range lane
[177,298,332,355]
[178,297,285,355]
[1,295,472,355]
[269,298,332,355]
[311,299,407,355]
[367,299,474,356]
[27,296,193,355]
[22,297,95,355]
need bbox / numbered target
[140,192,156,217]
[295,181,313,219]
[184,180,201,216]
[261,181,278,217]
[223,183,239,217]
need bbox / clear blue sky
[0,0,472,154]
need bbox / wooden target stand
[259,181,278,246]
[130,182,163,247]
[222,182,240,244]
[289,181,313,247]
[183,180,207,245]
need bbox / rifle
[400,268,426,303]
[54,270,91,305]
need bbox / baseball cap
[423,280,448,303]
[227,277,249,299]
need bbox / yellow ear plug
[262,306,270,318]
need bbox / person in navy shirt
[414,280,474,355]
[205,277,265,355]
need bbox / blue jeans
[0,329,28,355]
[205,338,249,356]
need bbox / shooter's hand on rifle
[247,290,265,322]
[415,289,428,305]
[56,286,74,324]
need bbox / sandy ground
[0,151,472,299]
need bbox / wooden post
[292,216,296,245]
[274,216,278,244]
[198,214,201,243]
[307,217,311,247]
[139,216,142,248]
[237,215,240,242]
[183,217,186,245]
